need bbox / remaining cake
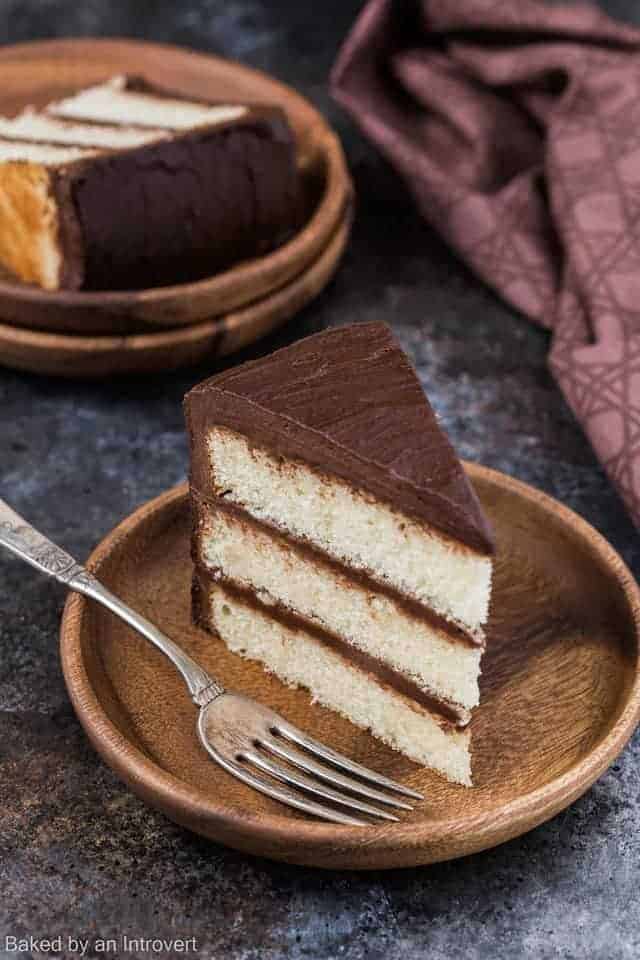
[0,75,297,290]
[185,322,494,785]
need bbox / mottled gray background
[1,1,639,958]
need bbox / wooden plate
[0,38,352,334]
[59,466,640,869]
[0,208,350,377]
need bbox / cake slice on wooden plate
[0,75,298,290]
[185,322,494,785]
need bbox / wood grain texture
[0,38,352,334]
[0,206,351,377]
[59,466,640,869]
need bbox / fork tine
[273,720,424,800]
[262,736,413,811]
[217,755,369,826]
[244,749,400,822]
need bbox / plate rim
[0,37,351,323]
[0,207,351,377]
[60,465,640,868]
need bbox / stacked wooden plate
[0,39,353,377]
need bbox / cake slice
[0,76,297,290]
[185,322,494,785]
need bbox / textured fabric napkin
[332,0,640,528]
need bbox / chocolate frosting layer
[191,568,470,729]
[186,322,495,554]
[54,105,297,290]
[50,169,85,289]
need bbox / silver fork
[0,499,422,826]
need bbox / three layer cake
[185,322,494,785]
[0,75,297,290]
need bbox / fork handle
[0,498,224,707]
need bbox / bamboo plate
[0,209,350,377]
[0,38,352,335]
[60,467,640,870]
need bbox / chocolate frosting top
[186,322,495,554]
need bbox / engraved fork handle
[0,498,224,707]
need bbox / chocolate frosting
[186,322,495,554]
[50,169,85,290]
[49,104,297,290]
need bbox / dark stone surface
[1,2,639,958]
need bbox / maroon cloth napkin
[332,0,640,528]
